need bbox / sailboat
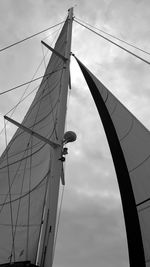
[0,6,149,267]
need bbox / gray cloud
[0,0,149,266]
[54,191,128,267]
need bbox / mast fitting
[4,115,60,149]
[41,41,68,61]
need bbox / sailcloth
[76,57,149,267]
[0,18,70,265]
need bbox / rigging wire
[0,143,32,214]
[0,50,62,222]
[26,137,33,260]
[4,119,15,263]
[41,25,63,68]
[0,68,62,137]
[6,85,39,116]
[41,21,64,141]
[51,64,71,262]
[75,17,150,56]
[6,25,62,115]
[0,21,64,53]
[42,28,61,42]
[35,170,49,263]
[52,185,65,265]
[74,19,150,65]
[0,25,63,139]
[0,171,50,207]
[0,68,63,96]
[0,16,67,262]
[11,143,29,260]
[25,62,49,259]
[0,17,64,140]
[41,43,48,70]
[0,16,65,119]
[0,125,39,264]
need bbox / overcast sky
[0,1,150,267]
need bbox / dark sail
[75,57,147,267]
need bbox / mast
[37,8,74,267]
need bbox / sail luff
[37,8,73,267]
[75,57,146,267]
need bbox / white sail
[76,57,149,267]
[0,15,71,265]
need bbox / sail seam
[0,55,59,141]
[0,139,36,216]
[0,90,60,166]
[129,153,150,173]
[24,74,50,260]
[109,100,118,116]
[0,171,49,207]
[1,85,50,215]
[3,98,59,159]
[42,46,59,141]
[0,137,48,170]
[11,144,29,259]
[119,117,134,142]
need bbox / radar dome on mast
[63,131,77,144]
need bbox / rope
[4,119,15,263]
[52,185,65,264]
[35,169,49,262]
[75,17,150,56]
[6,85,39,116]
[0,68,62,138]
[54,62,66,141]
[0,142,33,214]
[26,137,33,260]
[0,171,49,207]
[25,57,51,259]
[24,62,49,259]
[0,26,63,137]
[0,21,64,53]
[46,68,62,141]
[10,143,29,259]
[74,19,150,65]
[6,24,63,115]
[41,41,57,139]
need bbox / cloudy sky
[0,0,150,267]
